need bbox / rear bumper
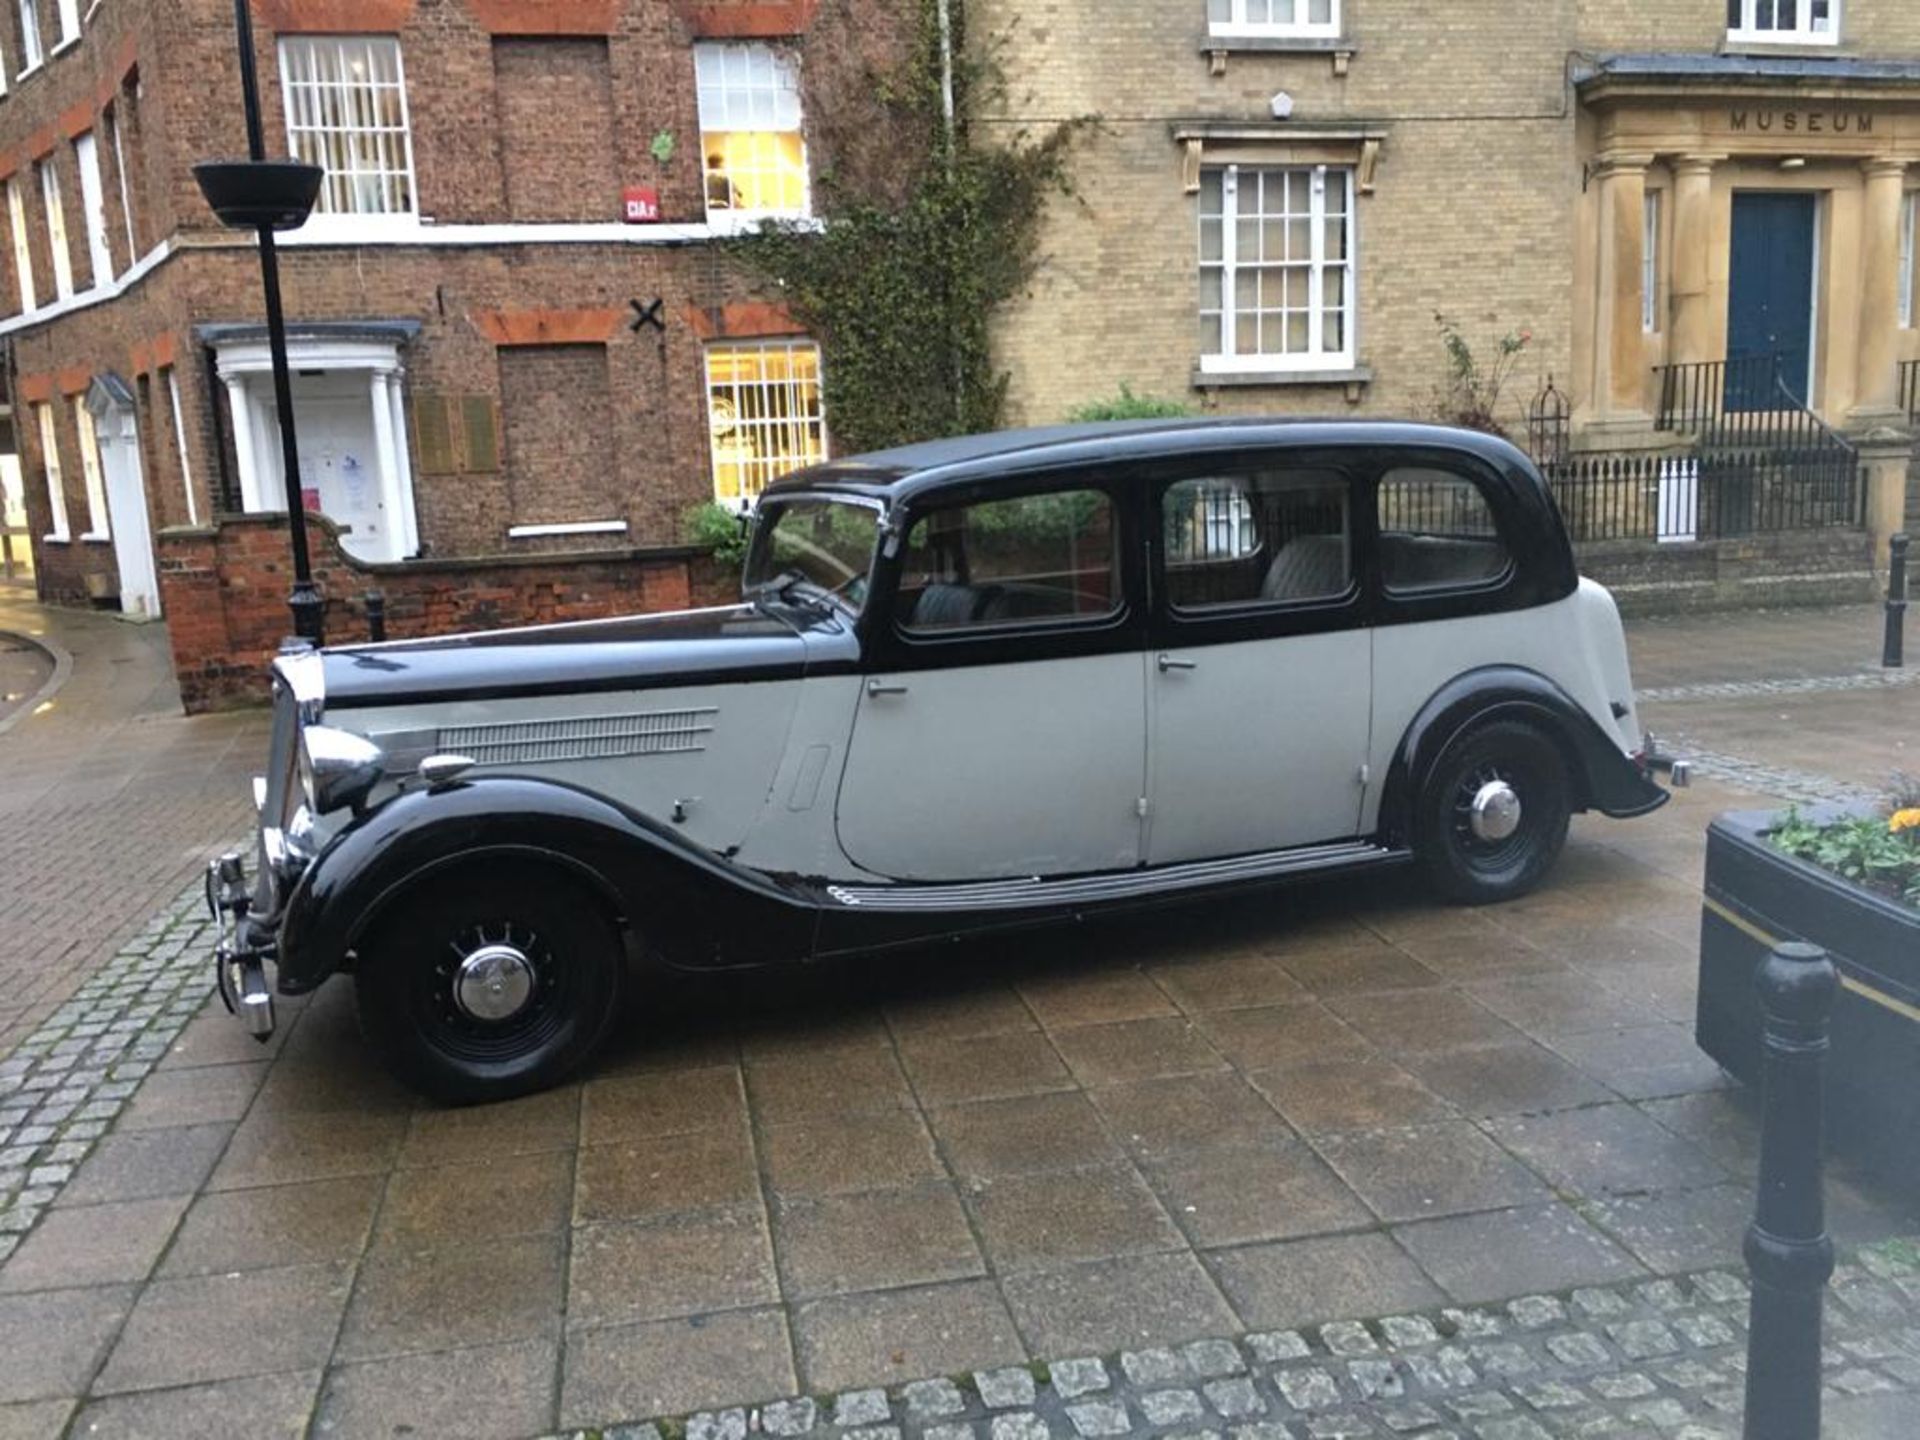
[1582,744,1674,821]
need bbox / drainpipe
[935,0,963,418]
[936,0,955,163]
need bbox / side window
[1163,468,1351,610]
[1376,466,1511,593]
[898,489,1119,633]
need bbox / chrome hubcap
[1468,780,1523,843]
[453,943,535,1023]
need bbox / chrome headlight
[298,725,387,816]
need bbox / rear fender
[1376,665,1668,846]
[275,775,819,993]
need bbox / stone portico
[1573,55,1920,442]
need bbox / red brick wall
[497,343,619,530]
[0,0,917,636]
[492,37,619,222]
[158,511,736,712]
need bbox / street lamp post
[193,0,326,646]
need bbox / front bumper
[206,852,277,1042]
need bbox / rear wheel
[1417,720,1571,905]
[354,861,625,1104]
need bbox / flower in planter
[1890,807,1920,835]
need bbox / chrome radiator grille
[436,708,719,766]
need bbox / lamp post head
[193,159,324,231]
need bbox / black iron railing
[1545,450,1866,544]
[1901,359,1920,425]
[1652,354,1849,454]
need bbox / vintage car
[210,419,1682,1102]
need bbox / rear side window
[1376,467,1511,593]
[898,489,1120,632]
[1163,468,1351,611]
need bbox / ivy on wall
[727,0,1086,455]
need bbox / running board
[825,840,1408,913]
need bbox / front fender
[1377,665,1668,846]
[275,775,820,993]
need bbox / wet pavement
[0,595,263,1050]
[0,597,1913,1438]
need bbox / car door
[1144,455,1373,864]
[834,475,1148,882]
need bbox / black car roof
[760,418,1544,506]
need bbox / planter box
[1698,807,1920,1190]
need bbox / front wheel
[1417,720,1571,906]
[354,861,626,1104]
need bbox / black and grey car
[209,420,1681,1102]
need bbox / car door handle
[1157,654,1198,673]
[866,679,910,697]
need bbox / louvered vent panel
[437,709,719,766]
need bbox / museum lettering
[1728,108,1874,134]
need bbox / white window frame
[71,393,107,538]
[1901,190,1917,330]
[1643,189,1662,334]
[74,130,111,286]
[7,176,35,313]
[277,35,419,230]
[52,0,77,49]
[35,402,68,541]
[1207,0,1341,40]
[16,0,41,73]
[703,338,828,511]
[107,102,136,260]
[1198,163,1357,375]
[166,367,198,526]
[1727,0,1839,46]
[694,41,811,227]
[39,156,73,299]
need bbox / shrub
[1067,383,1191,423]
[1429,312,1532,438]
[684,502,752,567]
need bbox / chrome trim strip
[826,841,1404,912]
[272,650,327,723]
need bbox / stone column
[1853,158,1909,423]
[1858,430,1913,579]
[368,369,402,563]
[1669,154,1722,368]
[222,374,261,513]
[1591,153,1654,429]
[386,370,419,559]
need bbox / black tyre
[1417,719,1571,905]
[354,860,626,1104]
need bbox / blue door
[1725,192,1816,410]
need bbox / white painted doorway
[86,376,161,618]
[259,372,388,559]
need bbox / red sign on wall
[623,186,662,224]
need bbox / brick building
[980,2,1920,458]
[0,0,912,699]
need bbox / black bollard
[1884,533,1908,670]
[1742,940,1839,1440]
[365,591,387,644]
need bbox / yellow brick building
[979,0,1920,452]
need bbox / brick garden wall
[1577,528,1880,617]
[158,512,738,712]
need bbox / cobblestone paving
[571,1243,1920,1440]
[1636,669,1920,705]
[1644,734,1883,810]
[0,880,219,1262]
